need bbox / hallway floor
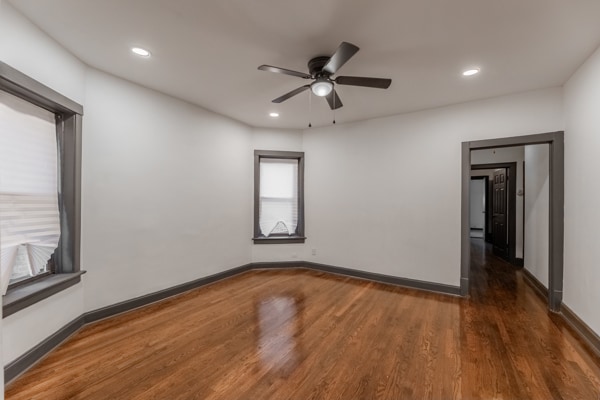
[5,241,600,399]
[467,238,600,398]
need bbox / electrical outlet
[312,248,317,256]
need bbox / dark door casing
[492,168,509,261]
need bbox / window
[1,61,83,316]
[0,92,60,292]
[253,150,305,244]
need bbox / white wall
[0,1,86,371]
[300,89,562,286]
[524,144,549,286]
[0,1,85,105]
[251,128,302,152]
[564,44,600,336]
[469,179,485,230]
[81,69,253,311]
[471,147,525,258]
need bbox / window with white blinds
[0,91,60,294]
[254,151,305,243]
[259,158,299,236]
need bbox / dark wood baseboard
[521,268,548,301]
[253,261,461,296]
[251,261,306,270]
[521,268,600,359]
[84,264,254,324]
[304,262,461,296]
[4,316,84,383]
[514,257,524,267]
[560,304,600,359]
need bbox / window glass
[259,158,299,237]
[0,91,60,292]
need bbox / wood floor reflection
[6,241,600,399]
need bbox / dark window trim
[0,62,83,115]
[1,60,84,317]
[7,271,53,290]
[3,272,86,318]
[253,150,305,244]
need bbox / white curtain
[259,158,298,237]
[0,91,60,294]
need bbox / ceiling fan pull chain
[308,91,312,128]
[333,91,336,124]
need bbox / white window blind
[259,158,298,237]
[0,91,60,294]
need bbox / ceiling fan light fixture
[311,79,333,97]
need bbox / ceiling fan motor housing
[308,56,331,78]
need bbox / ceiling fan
[258,42,391,110]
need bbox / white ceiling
[9,0,600,129]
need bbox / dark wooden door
[492,169,509,260]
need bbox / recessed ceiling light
[131,47,151,57]
[463,68,480,76]
[269,112,279,118]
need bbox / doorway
[471,163,518,264]
[469,176,487,239]
[460,132,564,312]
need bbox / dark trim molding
[0,61,83,115]
[252,236,306,244]
[252,261,306,269]
[460,142,471,297]
[461,131,564,311]
[3,272,86,318]
[253,261,461,295]
[83,264,253,324]
[521,268,548,301]
[4,260,460,383]
[561,304,600,359]
[4,316,84,383]
[304,262,461,296]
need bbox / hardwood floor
[6,240,600,399]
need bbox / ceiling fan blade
[272,85,311,103]
[325,89,343,110]
[335,76,392,89]
[323,42,360,75]
[258,65,311,79]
